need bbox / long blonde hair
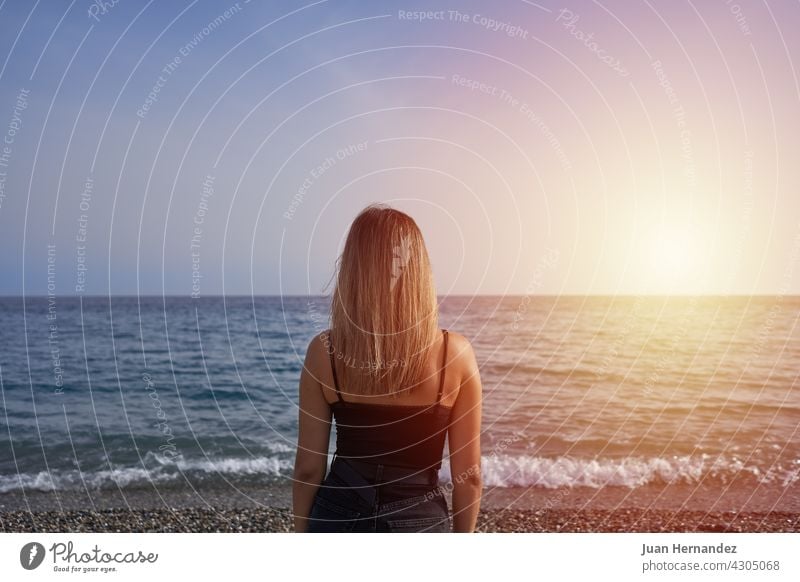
[329,204,439,397]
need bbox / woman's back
[292,204,482,533]
[324,328,454,473]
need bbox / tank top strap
[435,329,449,405]
[327,331,344,404]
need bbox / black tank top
[328,329,452,471]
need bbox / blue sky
[1,0,799,295]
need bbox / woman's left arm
[292,336,332,532]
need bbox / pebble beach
[2,484,797,533]
[3,507,797,533]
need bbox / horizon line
[3,293,798,299]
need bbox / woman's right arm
[447,335,483,532]
[292,335,332,532]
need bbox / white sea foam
[0,455,292,493]
[438,454,800,489]
[1,454,796,493]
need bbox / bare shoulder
[303,331,333,375]
[444,330,479,381]
[445,330,476,359]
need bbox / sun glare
[645,224,704,288]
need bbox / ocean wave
[440,454,800,489]
[1,453,797,493]
[0,454,292,493]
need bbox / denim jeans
[307,457,451,533]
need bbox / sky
[0,0,798,296]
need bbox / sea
[1,295,798,511]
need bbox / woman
[292,204,483,533]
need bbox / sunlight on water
[0,295,797,503]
